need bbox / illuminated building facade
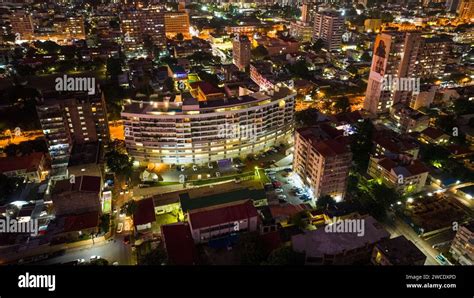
[293,126,352,200]
[122,87,296,165]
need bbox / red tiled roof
[378,158,398,171]
[261,231,282,253]
[161,223,198,265]
[63,211,99,232]
[188,200,258,230]
[421,127,446,140]
[0,152,45,173]
[269,204,305,219]
[406,160,429,176]
[313,139,348,157]
[53,175,101,195]
[133,198,156,226]
[197,81,222,95]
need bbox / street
[35,236,133,265]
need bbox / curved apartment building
[121,86,296,165]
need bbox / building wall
[293,132,352,200]
[189,215,258,243]
[449,224,473,265]
[122,89,296,165]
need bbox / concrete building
[187,200,259,243]
[313,11,344,51]
[458,0,474,23]
[292,215,390,265]
[36,92,109,172]
[0,152,49,182]
[289,21,313,43]
[372,235,426,265]
[122,86,295,165]
[9,11,34,40]
[120,8,166,56]
[51,175,102,216]
[367,156,429,194]
[293,126,352,201]
[449,222,473,265]
[363,32,421,114]
[232,35,251,71]
[164,11,190,38]
[417,35,451,80]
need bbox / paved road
[383,216,440,266]
[35,237,132,265]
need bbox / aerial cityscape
[0,0,473,271]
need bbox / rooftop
[52,175,101,195]
[375,235,426,265]
[133,198,156,226]
[291,215,390,257]
[0,152,45,173]
[161,222,198,265]
[188,200,258,230]
[179,188,266,213]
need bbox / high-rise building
[121,87,296,165]
[36,92,109,173]
[363,32,421,114]
[120,8,165,56]
[9,11,34,40]
[417,35,452,79]
[293,126,352,201]
[313,11,344,51]
[290,2,313,43]
[446,0,461,13]
[458,0,474,23]
[301,2,310,23]
[164,11,190,38]
[232,35,251,71]
[449,222,473,265]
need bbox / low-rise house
[449,222,473,265]
[367,156,429,194]
[187,200,259,243]
[161,222,198,265]
[372,235,426,265]
[419,127,450,145]
[51,175,102,216]
[0,152,49,182]
[133,198,156,232]
[292,215,389,265]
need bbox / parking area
[263,169,315,207]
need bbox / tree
[287,59,310,78]
[176,33,184,41]
[105,150,133,178]
[163,77,175,92]
[264,246,305,265]
[351,119,374,173]
[251,45,269,60]
[295,108,319,127]
[289,211,308,229]
[140,246,168,265]
[99,214,110,234]
[0,174,21,204]
[333,97,351,114]
[316,195,336,209]
[360,51,372,62]
[106,57,122,82]
[121,200,138,217]
[236,232,267,265]
[311,38,325,52]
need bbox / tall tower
[458,0,474,23]
[233,35,251,71]
[313,11,344,51]
[363,32,421,114]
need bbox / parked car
[277,194,287,200]
[275,188,284,193]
